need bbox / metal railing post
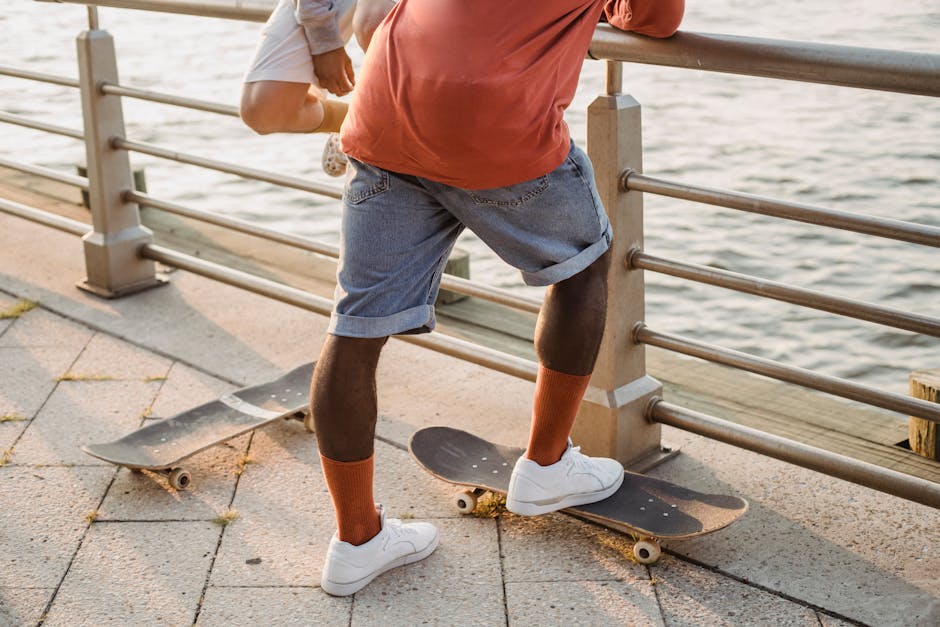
[572,61,667,469]
[75,9,165,297]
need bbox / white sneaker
[506,442,624,516]
[320,505,439,597]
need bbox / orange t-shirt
[340,0,684,190]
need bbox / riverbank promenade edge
[1,212,938,625]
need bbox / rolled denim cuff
[328,305,436,338]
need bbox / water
[2,0,938,394]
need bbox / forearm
[604,0,685,38]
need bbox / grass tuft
[56,373,115,382]
[0,447,14,467]
[234,454,255,477]
[0,412,27,423]
[85,510,99,524]
[472,492,507,518]
[213,508,239,527]
[0,300,37,319]
[144,376,167,383]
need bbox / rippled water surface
[2,0,938,393]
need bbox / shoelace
[565,446,597,474]
[387,519,418,538]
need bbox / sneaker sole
[320,531,440,597]
[506,472,625,517]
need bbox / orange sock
[525,365,592,466]
[319,453,381,546]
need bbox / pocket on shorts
[467,174,550,208]
[345,159,390,205]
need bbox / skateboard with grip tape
[82,362,316,489]
[410,426,747,564]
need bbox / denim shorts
[329,141,613,338]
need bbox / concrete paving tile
[506,580,663,626]
[65,332,172,381]
[352,517,503,626]
[12,379,161,466]
[0,347,82,422]
[373,438,464,520]
[647,426,940,627]
[0,466,113,588]
[0,293,17,338]
[500,512,649,584]
[817,613,857,627]
[209,420,332,587]
[0,306,94,350]
[148,361,235,419]
[98,435,249,521]
[43,521,219,627]
[651,556,819,626]
[197,586,351,626]
[0,588,53,626]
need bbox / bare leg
[526,251,611,464]
[240,80,325,135]
[536,250,611,376]
[311,334,388,460]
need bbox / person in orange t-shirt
[311,0,685,597]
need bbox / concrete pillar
[75,22,164,298]
[571,62,667,469]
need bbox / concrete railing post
[75,8,164,297]
[572,61,667,469]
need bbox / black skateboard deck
[82,362,316,489]
[410,426,747,563]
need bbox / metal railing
[3,0,939,509]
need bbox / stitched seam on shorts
[468,175,550,207]
[567,154,604,231]
[346,168,390,205]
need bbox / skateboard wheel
[168,468,192,490]
[453,490,478,515]
[633,540,661,565]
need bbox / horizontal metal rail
[141,244,539,381]
[634,324,940,424]
[624,172,940,248]
[0,157,89,190]
[112,136,343,199]
[0,65,80,88]
[127,190,340,256]
[38,0,270,22]
[41,2,940,98]
[0,197,89,236]
[650,401,940,509]
[100,82,240,117]
[590,26,940,98]
[630,250,940,338]
[127,190,543,314]
[0,111,84,140]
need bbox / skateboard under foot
[82,362,316,489]
[410,426,748,564]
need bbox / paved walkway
[0,213,938,626]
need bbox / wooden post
[571,62,667,469]
[909,369,940,460]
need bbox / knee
[564,250,611,291]
[239,89,279,135]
